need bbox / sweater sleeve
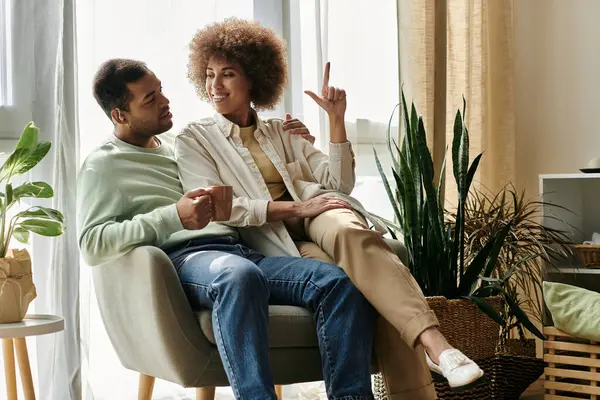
[76,163,184,266]
[174,129,270,227]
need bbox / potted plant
[461,184,574,343]
[453,185,573,398]
[370,93,547,399]
[371,93,542,338]
[0,122,65,323]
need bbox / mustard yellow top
[239,124,289,201]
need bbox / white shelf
[547,268,600,274]
[540,173,600,180]
[540,174,600,244]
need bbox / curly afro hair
[188,18,288,110]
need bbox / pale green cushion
[543,281,600,341]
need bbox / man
[76,58,377,400]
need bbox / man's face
[121,72,173,136]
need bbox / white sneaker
[425,349,484,391]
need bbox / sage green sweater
[77,134,238,266]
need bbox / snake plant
[372,91,544,340]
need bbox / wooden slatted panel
[544,327,600,399]
[544,367,600,382]
[548,333,557,395]
[592,340,598,400]
[545,340,600,354]
[545,395,593,400]
[545,354,600,369]
[545,380,600,396]
[545,327,575,337]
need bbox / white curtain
[0,1,82,399]
[30,0,81,398]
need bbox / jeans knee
[212,260,268,299]
[323,266,357,297]
[328,268,375,315]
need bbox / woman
[174,18,483,396]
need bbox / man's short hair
[92,58,150,119]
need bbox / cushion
[196,305,319,348]
[543,281,600,341]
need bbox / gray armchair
[92,240,409,399]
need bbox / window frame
[0,0,32,146]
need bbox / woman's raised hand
[304,62,346,119]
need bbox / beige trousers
[287,208,438,400]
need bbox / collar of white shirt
[214,109,269,139]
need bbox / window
[0,0,13,107]
[285,0,399,221]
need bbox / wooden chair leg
[138,374,155,400]
[14,338,35,400]
[196,386,216,400]
[2,339,17,400]
[275,384,283,399]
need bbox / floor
[521,379,544,399]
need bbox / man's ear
[111,108,127,124]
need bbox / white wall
[514,0,600,196]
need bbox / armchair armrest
[92,246,215,386]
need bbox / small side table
[0,314,64,400]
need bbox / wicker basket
[575,244,600,268]
[427,296,502,359]
[373,297,544,400]
[374,347,544,400]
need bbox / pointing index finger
[321,62,331,95]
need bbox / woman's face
[206,57,252,119]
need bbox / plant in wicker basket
[459,185,574,343]
[371,92,542,339]
[370,93,549,399]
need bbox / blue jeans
[167,237,376,400]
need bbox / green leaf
[502,287,545,340]
[457,232,500,295]
[13,227,29,244]
[468,296,506,325]
[480,277,504,284]
[481,223,513,279]
[20,219,64,237]
[385,103,401,168]
[452,110,463,184]
[374,148,402,226]
[415,117,444,246]
[465,153,483,197]
[0,148,32,181]
[474,284,545,340]
[437,147,448,199]
[12,182,53,199]
[458,125,470,201]
[399,151,419,242]
[16,122,39,152]
[17,207,64,223]
[386,226,398,240]
[401,90,411,155]
[13,141,51,176]
[0,141,51,180]
[366,212,403,233]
